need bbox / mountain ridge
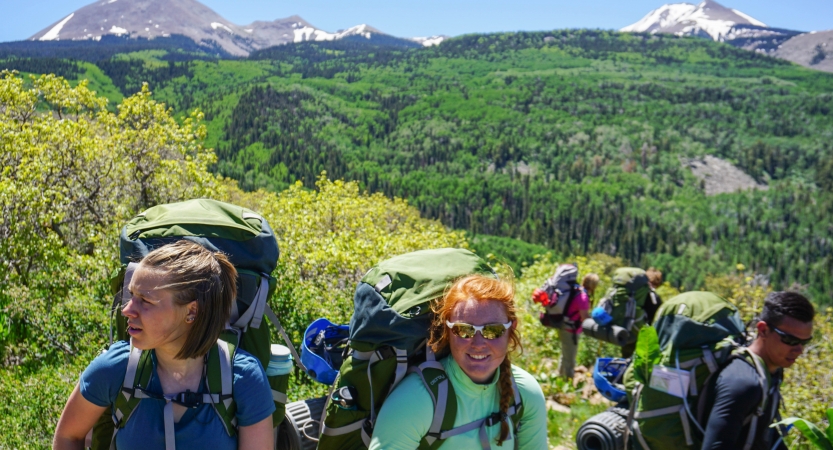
[28,0,438,55]
[622,0,832,72]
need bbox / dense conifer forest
[3,29,832,300]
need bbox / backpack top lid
[119,199,279,275]
[542,264,579,312]
[349,248,496,353]
[654,291,745,351]
[612,267,649,292]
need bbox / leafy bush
[0,73,468,446]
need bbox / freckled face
[121,265,192,353]
[448,299,512,384]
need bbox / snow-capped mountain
[28,0,431,56]
[621,0,802,53]
[622,0,764,41]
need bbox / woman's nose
[121,298,137,317]
[470,331,488,345]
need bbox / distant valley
[1,2,832,299]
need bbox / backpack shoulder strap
[100,340,238,450]
[107,344,153,449]
[414,360,458,450]
[734,348,771,450]
[695,347,771,450]
[206,338,238,436]
[416,366,524,450]
[561,284,585,330]
[509,373,524,426]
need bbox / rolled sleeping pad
[581,319,632,347]
[576,407,628,450]
[277,396,327,450]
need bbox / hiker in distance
[369,274,548,449]
[535,265,596,378]
[700,291,815,450]
[53,241,275,450]
[643,267,663,324]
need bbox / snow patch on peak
[39,13,75,41]
[621,4,696,33]
[412,36,446,47]
[211,22,233,34]
[107,0,117,3]
[338,24,372,39]
[731,9,765,27]
[293,24,377,43]
[109,25,128,35]
[293,26,320,42]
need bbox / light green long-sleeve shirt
[369,356,548,450]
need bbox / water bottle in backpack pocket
[267,344,293,420]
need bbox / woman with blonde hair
[369,274,548,449]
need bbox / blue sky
[1,0,831,43]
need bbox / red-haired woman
[369,274,548,449]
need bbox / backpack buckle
[485,412,505,427]
[362,418,374,436]
[174,390,203,408]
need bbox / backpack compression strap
[112,340,237,450]
[414,362,524,450]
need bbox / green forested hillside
[2,72,831,450]
[3,30,833,300]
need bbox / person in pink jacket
[536,272,597,378]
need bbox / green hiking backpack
[595,268,659,344]
[622,291,772,450]
[317,248,524,450]
[91,199,303,450]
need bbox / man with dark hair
[700,291,815,450]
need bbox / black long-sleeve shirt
[699,358,786,450]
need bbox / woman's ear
[187,300,198,318]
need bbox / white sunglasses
[446,321,513,339]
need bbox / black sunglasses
[768,324,812,346]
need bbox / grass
[549,402,611,449]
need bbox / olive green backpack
[622,291,772,450]
[91,199,303,450]
[317,248,524,450]
[595,267,659,344]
